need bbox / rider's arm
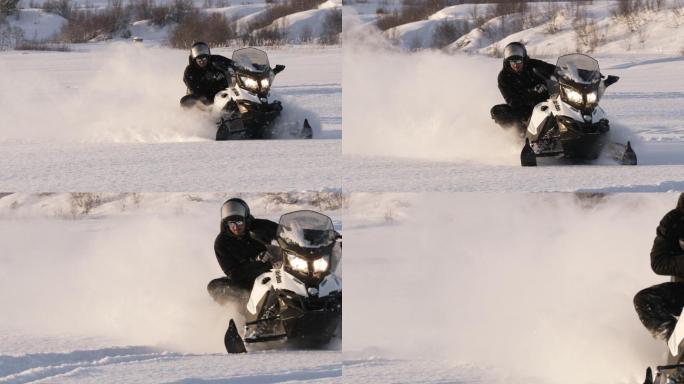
[214,235,238,277]
[183,67,203,95]
[498,72,525,108]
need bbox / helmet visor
[191,44,210,59]
[221,200,247,220]
[504,44,526,61]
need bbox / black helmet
[190,41,210,59]
[503,42,527,62]
[220,198,251,233]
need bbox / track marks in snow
[0,346,181,384]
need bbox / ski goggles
[227,219,245,234]
[195,55,209,63]
[508,57,523,65]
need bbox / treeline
[2,0,341,48]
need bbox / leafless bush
[244,0,324,34]
[0,0,20,15]
[612,0,646,17]
[59,7,129,43]
[319,7,341,45]
[573,15,604,52]
[0,20,24,49]
[486,1,527,19]
[309,191,349,211]
[69,193,103,217]
[431,18,467,49]
[41,0,72,18]
[15,41,71,50]
[375,0,442,31]
[244,17,286,46]
[543,2,563,34]
[169,10,234,48]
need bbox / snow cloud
[342,12,521,165]
[344,193,678,384]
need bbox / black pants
[634,282,684,340]
[207,277,251,305]
[180,94,212,109]
[490,104,533,132]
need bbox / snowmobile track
[0,347,182,384]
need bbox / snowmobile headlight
[286,252,309,273]
[260,78,270,90]
[240,76,259,92]
[312,256,329,272]
[562,86,583,106]
[586,91,598,105]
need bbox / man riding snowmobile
[635,194,684,382]
[491,42,556,133]
[180,41,235,109]
[207,198,279,305]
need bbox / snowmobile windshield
[277,211,335,251]
[232,48,271,74]
[555,54,600,85]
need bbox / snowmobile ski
[300,119,313,139]
[645,367,653,384]
[521,138,537,166]
[224,319,247,354]
[622,141,637,165]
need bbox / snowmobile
[642,304,684,383]
[212,47,313,140]
[224,210,342,353]
[519,53,637,166]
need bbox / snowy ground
[342,22,684,192]
[0,193,343,384]
[0,44,341,191]
[343,192,680,384]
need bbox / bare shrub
[486,1,528,19]
[41,0,72,18]
[69,193,103,217]
[0,21,23,49]
[244,0,324,34]
[15,41,71,50]
[60,8,126,43]
[431,18,467,49]
[574,15,604,53]
[375,0,442,31]
[169,10,234,48]
[309,191,349,211]
[0,0,20,15]
[320,8,341,45]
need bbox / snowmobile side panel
[247,272,275,315]
[527,102,553,136]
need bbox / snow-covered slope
[0,192,343,383]
[4,9,66,41]
[256,0,341,43]
[348,1,684,55]
[344,192,677,384]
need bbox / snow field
[0,193,343,383]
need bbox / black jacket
[497,57,556,108]
[183,54,234,102]
[214,217,279,288]
[651,195,684,278]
